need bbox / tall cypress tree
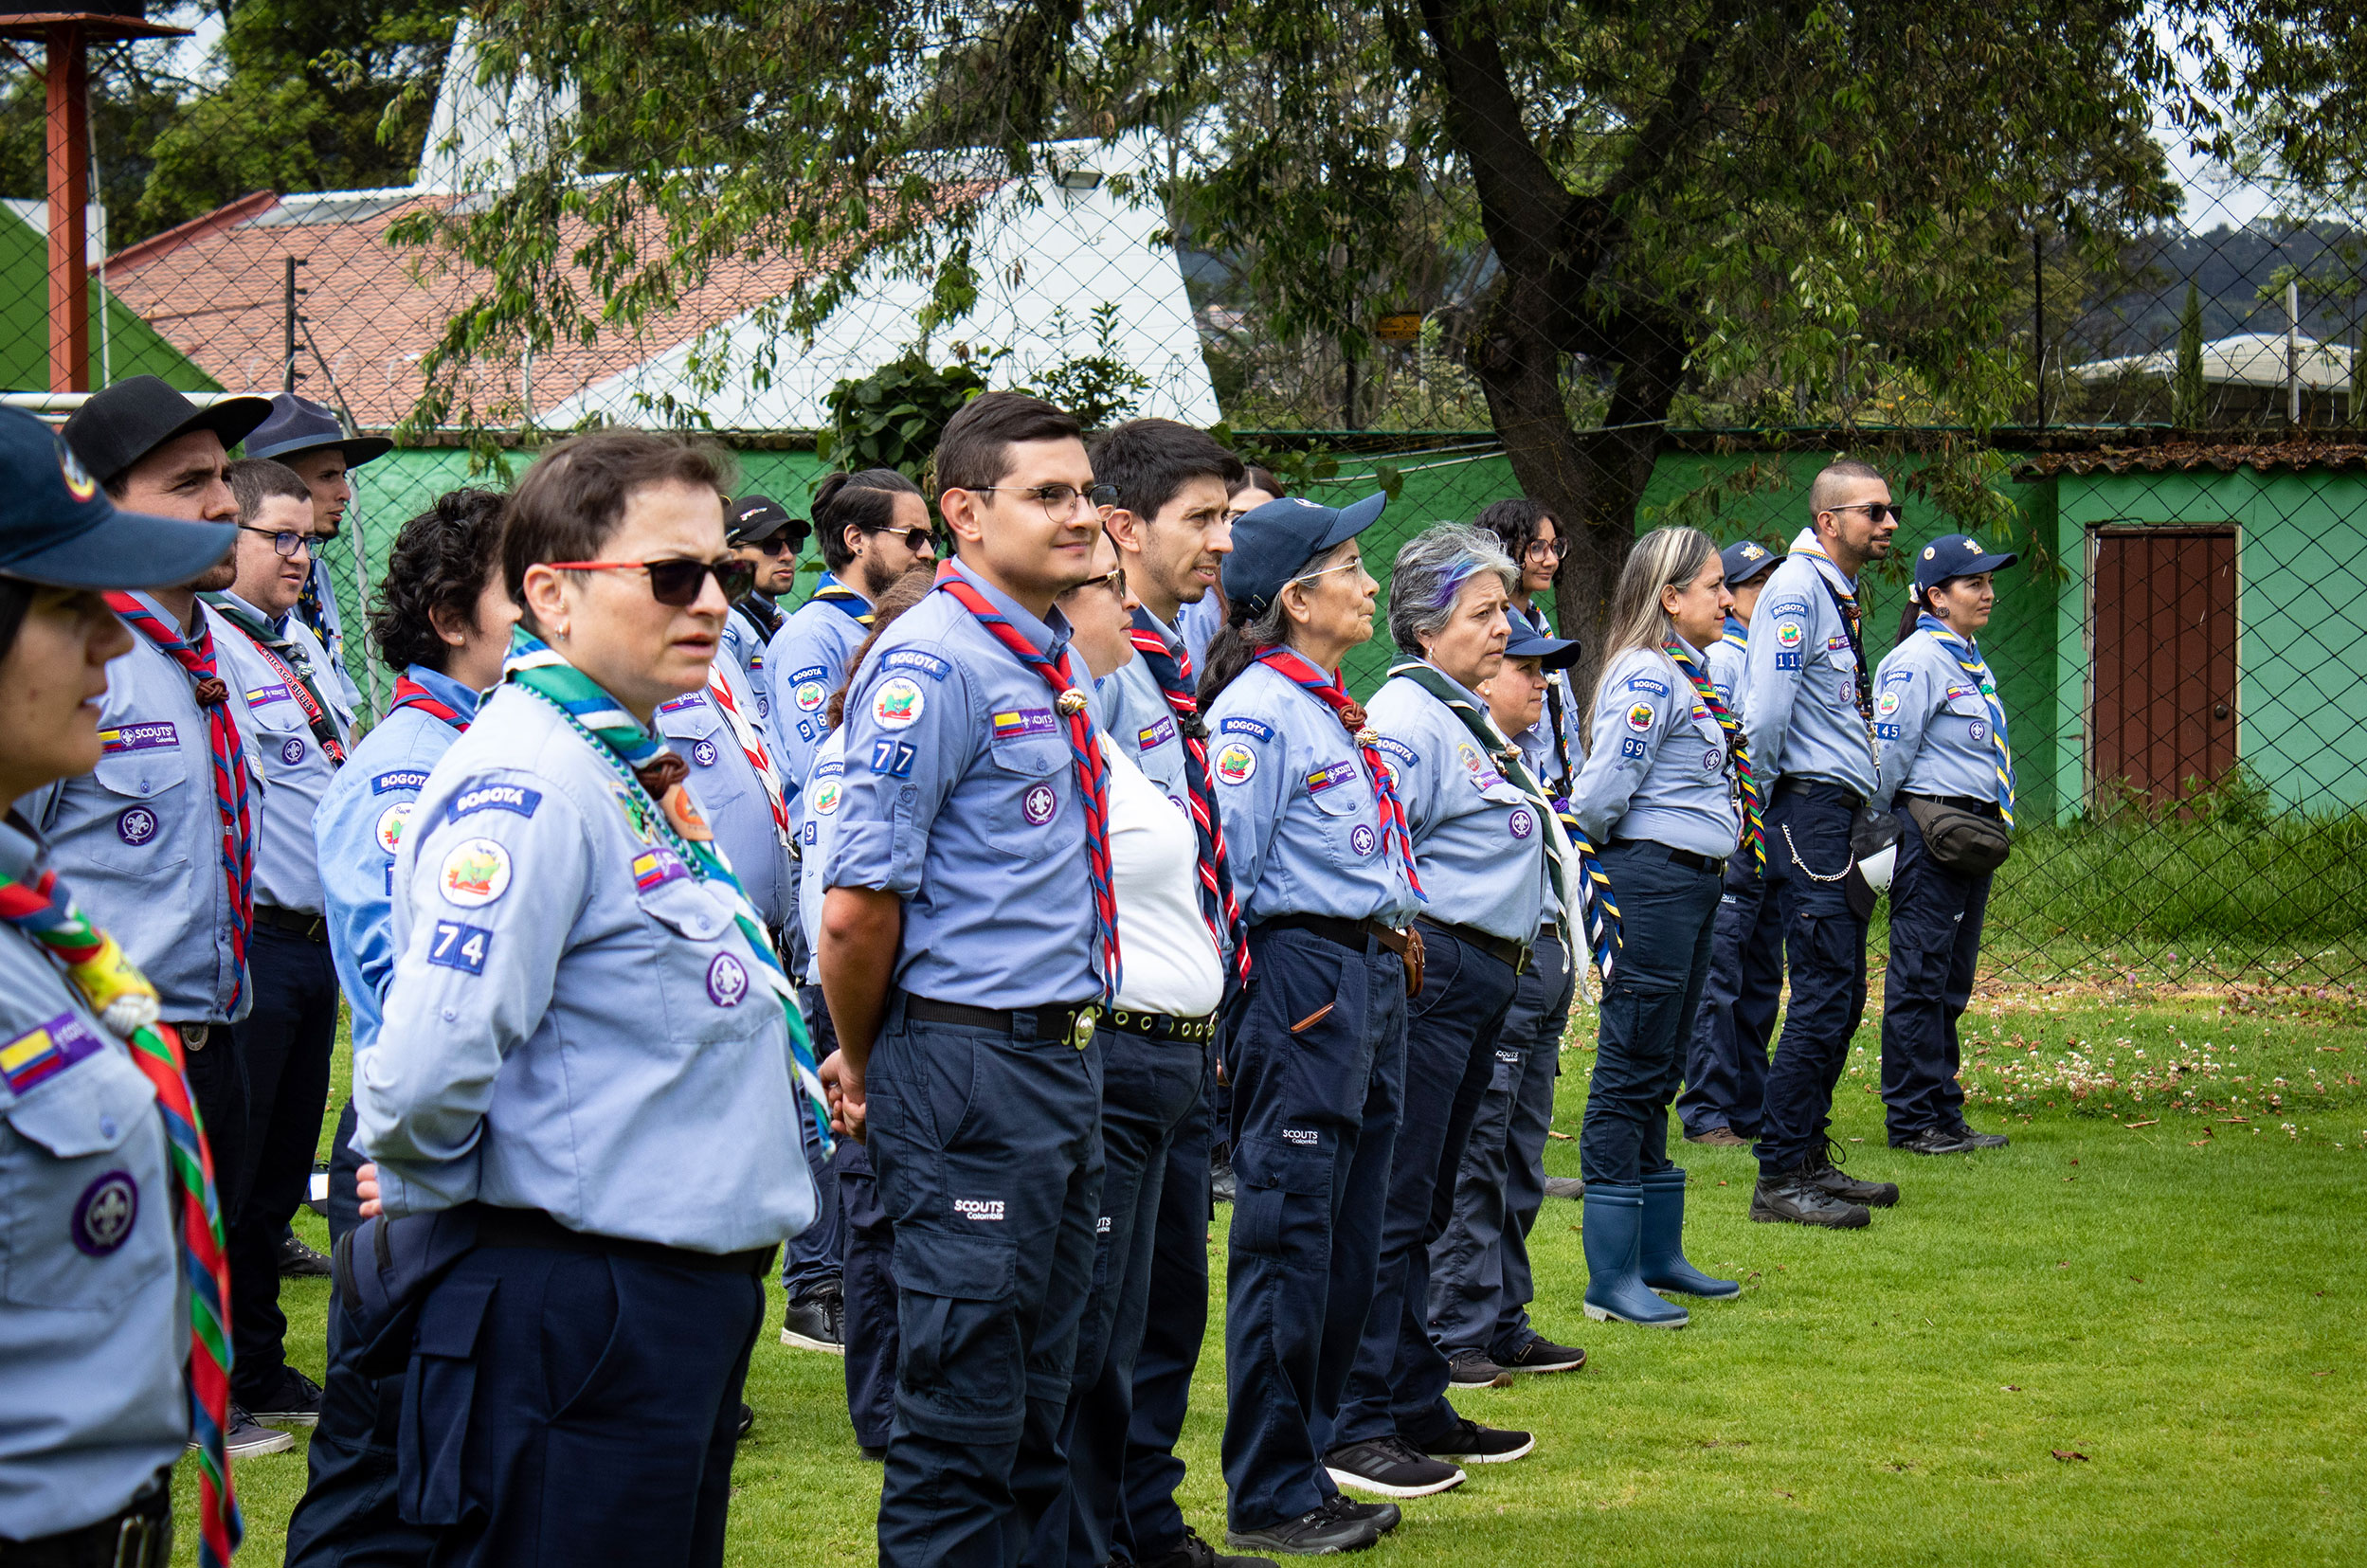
[2173,280,2208,427]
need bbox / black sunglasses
[1824,501,1904,525]
[549,555,757,606]
[859,524,938,554]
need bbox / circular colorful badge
[438,838,513,908]
[374,801,413,855]
[812,777,843,816]
[1215,742,1257,784]
[872,677,925,729]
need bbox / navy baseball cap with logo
[728,494,808,549]
[1502,619,1581,670]
[0,407,237,590]
[1222,493,1387,618]
[1721,538,1782,587]
[1913,532,2017,595]
[245,392,393,467]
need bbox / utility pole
[2286,279,2302,427]
[283,256,308,392]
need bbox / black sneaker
[1328,1498,1400,1534]
[1891,1126,1979,1156]
[1750,1174,1871,1229]
[1227,1495,1385,1556]
[1138,1524,1285,1567]
[780,1280,845,1354]
[220,1402,296,1456]
[1684,1124,1751,1147]
[736,1401,754,1441]
[1949,1122,2012,1149]
[1446,1348,1513,1387]
[1803,1141,1900,1207]
[858,1444,888,1462]
[1418,1415,1535,1465]
[1324,1435,1466,1498]
[244,1366,323,1426]
[1497,1335,1586,1374]
[278,1227,334,1277]
[1211,1154,1238,1205]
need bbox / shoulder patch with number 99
[429,920,493,975]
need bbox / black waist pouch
[1903,798,2014,875]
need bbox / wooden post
[45,21,90,394]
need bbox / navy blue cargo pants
[1581,843,1724,1184]
[1879,805,1993,1140]
[1756,781,1870,1178]
[1675,861,1783,1140]
[1114,1085,1211,1562]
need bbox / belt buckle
[181,1023,208,1052]
[1072,1007,1099,1051]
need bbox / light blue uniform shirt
[314,664,477,1055]
[1706,616,1750,721]
[357,684,815,1253]
[1098,610,1193,809]
[1515,602,1585,797]
[1367,666,1548,943]
[30,598,264,1023]
[1571,643,1744,860]
[1743,529,1877,798]
[826,560,1101,1009]
[656,656,794,930]
[1871,625,2011,813]
[1203,658,1417,928]
[765,574,873,805]
[211,594,352,915]
[718,599,782,728]
[1174,594,1222,677]
[0,824,187,1540]
[794,731,848,986]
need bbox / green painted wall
[0,209,221,393]
[2046,465,2367,820]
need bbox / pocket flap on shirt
[890,1226,1017,1302]
[2,1051,151,1159]
[93,751,190,802]
[636,878,735,943]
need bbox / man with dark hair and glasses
[718,494,809,714]
[1740,456,1904,1229]
[819,390,1119,1565]
[203,456,357,1439]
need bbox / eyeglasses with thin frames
[1287,556,1365,589]
[970,482,1122,522]
[239,525,314,559]
[547,556,755,606]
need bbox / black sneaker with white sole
[1418,1415,1535,1465]
[1446,1348,1513,1387]
[1324,1435,1466,1498]
[1137,1524,1285,1567]
[780,1280,845,1354]
[1750,1173,1871,1228]
[220,1403,296,1457]
[1328,1498,1401,1534]
[1497,1335,1587,1373]
[1226,1494,1385,1556]
[243,1365,323,1426]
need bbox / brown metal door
[2092,526,2237,805]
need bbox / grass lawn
[174,981,2366,1564]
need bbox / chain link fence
[6,3,2365,990]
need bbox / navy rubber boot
[1638,1167,1741,1300]
[1580,1184,1689,1328]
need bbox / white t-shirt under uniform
[1101,734,1225,1019]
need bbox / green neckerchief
[501,628,833,1153]
[1384,658,1575,912]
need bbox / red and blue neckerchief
[103,594,255,1011]
[0,844,242,1568]
[1253,646,1423,902]
[933,563,1120,1000]
[1129,612,1247,983]
[390,673,468,732]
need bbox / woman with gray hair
[1325,523,1559,1503]
[1566,526,1750,1328]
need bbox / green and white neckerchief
[1386,658,1623,982]
[502,629,832,1151]
[1918,613,2016,825]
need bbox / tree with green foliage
[2174,281,2209,427]
[394,0,2209,664]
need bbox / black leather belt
[1103,1007,1217,1045]
[1902,791,2003,820]
[1416,917,1531,977]
[906,996,1101,1051]
[1773,776,1867,808]
[255,903,328,943]
[1253,913,1411,958]
[1610,838,1728,877]
[0,1466,171,1565]
[470,1204,775,1275]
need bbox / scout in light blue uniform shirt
[1743,527,1876,797]
[1706,614,1749,717]
[718,604,772,706]
[1367,664,1548,942]
[302,556,366,713]
[1097,607,1194,808]
[1203,660,1417,928]
[1870,622,2010,812]
[0,820,188,1542]
[825,558,1100,1009]
[766,572,875,805]
[356,682,816,1251]
[314,664,478,1055]
[209,591,352,915]
[794,733,847,984]
[1570,643,1746,859]
[1515,603,1585,797]
[656,655,795,931]
[30,597,264,1024]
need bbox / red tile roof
[2014,438,2367,478]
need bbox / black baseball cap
[0,407,237,590]
[1222,493,1387,617]
[61,375,272,489]
[1913,532,2017,595]
[728,494,808,548]
[244,392,393,467]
